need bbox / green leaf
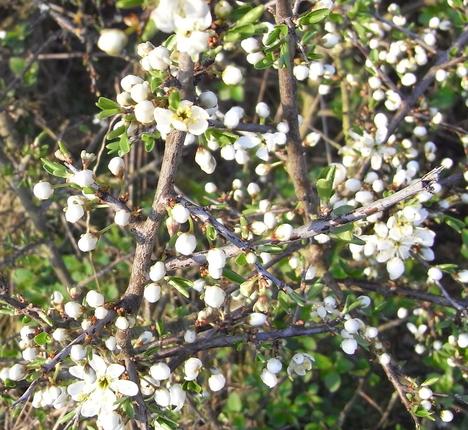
[116,0,143,8]
[414,407,435,420]
[254,56,275,70]
[34,332,52,346]
[226,392,242,412]
[168,90,180,110]
[324,372,341,393]
[278,40,291,68]
[9,57,26,76]
[96,97,120,110]
[235,253,248,266]
[106,126,126,140]
[167,277,192,298]
[421,376,439,386]
[236,5,265,27]
[316,165,336,203]
[223,267,246,284]
[121,398,135,418]
[57,411,77,425]
[118,133,131,156]
[298,8,330,26]
[444,215,464,233]
[41,158,68,178]
[183,380,203,394]
[288,290,306,307]
[142,134,156,152]
[206,224,217,241]
[256,245,285,253]
[332,205,354,217]
[97,108,120,119]
[265,24,288,46]
[224,23,266,43]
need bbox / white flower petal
[89,354,107,376]
[110,379,139,397]
[67,381,88,399]
[80,399,100,417]
[106,364,125,380]
[188,118,208,135]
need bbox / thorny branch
[166,166,444,271]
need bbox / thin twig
[165,167,443,271]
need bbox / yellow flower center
[97,376,109,390]
[175,106,192,122]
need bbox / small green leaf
[332,205,354,217]
[226,392,242,412]
[236,5,265,27]
[298,8,330,26]
[324,372,341,393]
[106,126,126,140]
[118,133,131,156]
[167,277,192,298]
[421,376,439,386]
[116,0,143,8]
[9,57,26,76]
[235,253,248,266]
[34,332,52,346]
[288,290,306,307]
[168,91,180,110]
[41,158,68,178]
[316,165,336,203]
[96,97,120,110]
[206,224,217,241]
[97,108,120,119]
[223,267,246,284]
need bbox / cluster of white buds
[240,38,265,65]
[32,386,68,409]
[138,42,171,72]
[340,317,364,355]
[260,357,282,388]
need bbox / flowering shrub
[0,0,467,429]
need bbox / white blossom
[33,181,54,200]
[97,29,127,56]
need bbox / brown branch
[0,293,52,327]
[378,353,420,428]
[165,167,443,271]
[120,53,194,315]
[275,0,317,218]
[153,321,340,370]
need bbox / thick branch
[120,53,194,314]
[275,0,317,217]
